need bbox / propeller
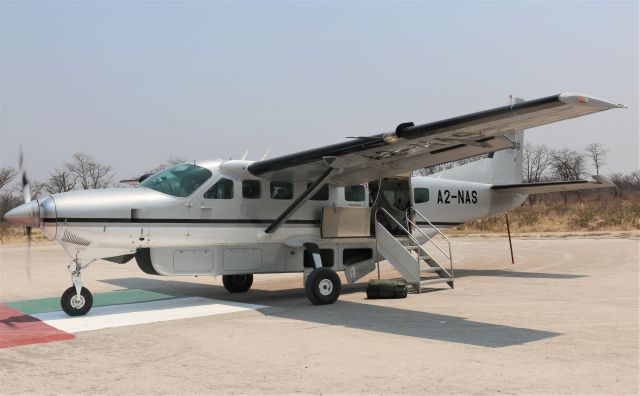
[18,145,32,283]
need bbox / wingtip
[559,92,625,109]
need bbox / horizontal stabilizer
[491,175,616,194]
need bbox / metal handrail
[406,218,451,261]
[406,207,454,278]
[375,208,423,274]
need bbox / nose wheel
[61,258,94,316]
[61,286,93,316]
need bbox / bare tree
[146,156,187,174]
[66,152,114,189]
[585,142,608,175]
[552,149,586,181]
[0,190,21,220]
[523,143,553,183]
[29,180,47,199]
[610,170,640,193]
[0,167,20,220]
[552,149,587,203]
[0,167,17,190]
[45,167,77,193]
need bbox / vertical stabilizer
[429,97,525,185]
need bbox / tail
[430,97,525,185]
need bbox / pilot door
[195,176,239,243]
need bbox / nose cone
[4,201,40,228]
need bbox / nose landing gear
[61,258,94,316]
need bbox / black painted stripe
[491,180,588,190]
[416,221,462,226]
[44,217,458,227]
[43,218,320,225]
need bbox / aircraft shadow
[453,269,585,279]
[102,277,560,348]
[1,313,41,328]
[102,277,379,304]
[266,300,560,348]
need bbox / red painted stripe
[0,304,74,349]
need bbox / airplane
[5,93,622,316]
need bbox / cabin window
[414,187,429,204]
[307,183,329,201]
[204,178,234,199]
[140,164,212,198]
[345,185,365,202]
[270,181,293,200]
[242,180,261,199]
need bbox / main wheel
[61,286,93,316]
[305,267,341,305]
[222,274,253,293]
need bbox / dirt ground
[1,236,638,395]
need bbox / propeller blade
[25,226,32,284]
[18,145,31,203]
[18,145,33,283]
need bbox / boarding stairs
[375,207,454,293]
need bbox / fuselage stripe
[42,218,320,225]
[42,217,462,227]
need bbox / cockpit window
[140,164,212,197]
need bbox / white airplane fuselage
[20,159,525,277]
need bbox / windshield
[140,164,212,197]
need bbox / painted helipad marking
[33,297,266,333]
[0,304,74,349]
[5,289,175,315]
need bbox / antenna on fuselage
[241,151,249,161]
[260,147,271,161]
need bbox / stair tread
[419,277,453,285]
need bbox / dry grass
[454,192,640,234]
[0,224,48,244]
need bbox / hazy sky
[1,1,638,183]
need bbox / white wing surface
[247,93,623,186]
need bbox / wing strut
[264,167,337,235]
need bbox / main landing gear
[222,274,254,293]
[60,258,94,316]
[303,243,341,305]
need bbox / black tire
[61,286,93,316]
[222,274,253,293]
[305,267,341,305]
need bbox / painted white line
[33,297,266,333]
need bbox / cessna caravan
[5,93,622,316]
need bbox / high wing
[247,93,623,186]
[492,175,616,194]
